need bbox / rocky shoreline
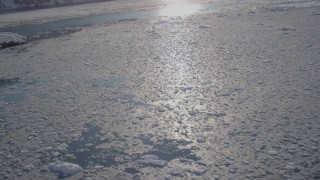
[0,0,111,11]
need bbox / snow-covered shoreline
[0,0,110,11]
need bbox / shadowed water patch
[120,94,149,106]
[215,87,244,97]
[64,123,126,168]
[137,134,154,146]
[0,77,20,87]
[34,28,82,41]
[88,77,127,89]
[0,79,27,103]
[139,137,199,161]
[125,167,140,174]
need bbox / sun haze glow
[159,0,203,17]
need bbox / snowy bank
[0,0,109,11]
[0,32,26,48]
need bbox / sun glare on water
[159,0,203,17]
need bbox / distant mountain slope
[0,0,109,11]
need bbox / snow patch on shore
[0,32,26,48]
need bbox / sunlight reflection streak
[159,0,203,17]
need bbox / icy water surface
[0,0,320,179]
